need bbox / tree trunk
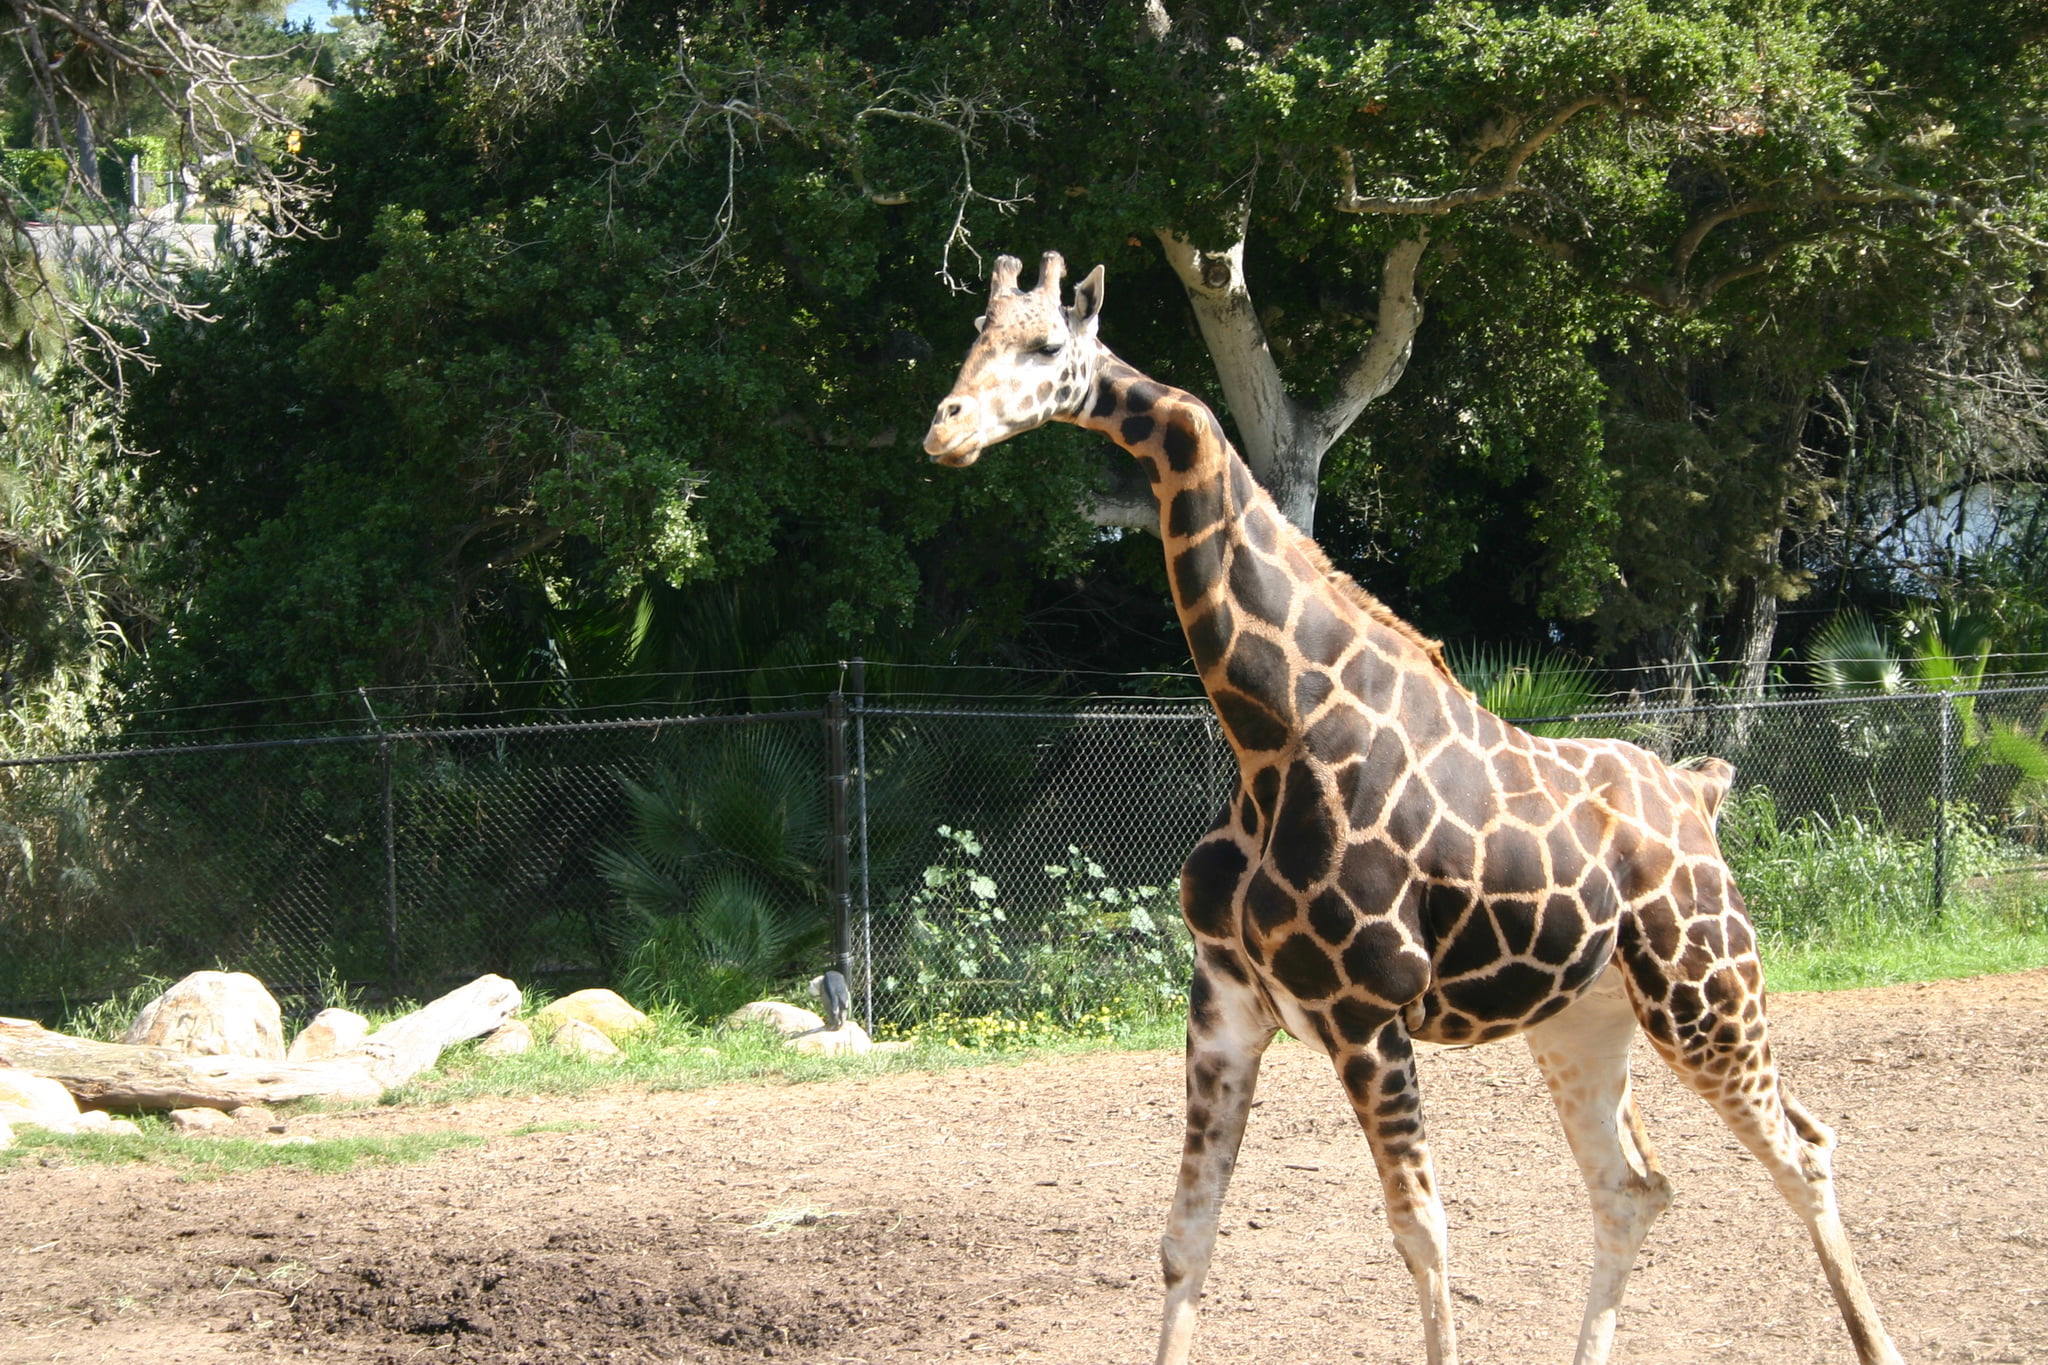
[1730,531,1784,699]
[71,101,97,198]
[1140,230,1428,536]
[0,974,520,1111]
[1634,609,1702,711]
[1726,545,1781,745]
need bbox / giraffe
[922,251,1903,1365]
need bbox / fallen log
[0,974,520,1111]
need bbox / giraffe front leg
[1521,965,1673,1365]
[1155,953,1276,1365]
[1333,1018,1459,1365]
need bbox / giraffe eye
[1037,339,1064,356]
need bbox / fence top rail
[9,678,2046,770]
[1502,681,2048,730]
[0,707,830,770]
[863,701,1213,723]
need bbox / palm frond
[1446,641,1601,735]
[1806,611,1905,695]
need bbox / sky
[284,0,342,29]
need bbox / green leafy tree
[115,1,2048,719]
[0,381,155,751]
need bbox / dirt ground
[4,971,2046,1365]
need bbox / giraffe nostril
[944,399,967,420]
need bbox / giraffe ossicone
[924,251,1902,1365]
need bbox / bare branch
[1336,95,1616,216]
[623,55,1035,291]
[0,0,320,386]
[384,0,618,140]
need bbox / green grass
[1723,787,2048,992]
[0,1121,485,1178]
[1759,892,2048,991]
[381,1008,1184,1108]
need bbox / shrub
[3,148,69,213]
[1718,785,2022,942]
[621,871,803,1021]
[880,826,1191,1027]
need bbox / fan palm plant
[1446,641,1603,737]
[596,725,830,1017]
[1804,606,2048,834]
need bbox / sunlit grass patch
[0,1121,484,1178]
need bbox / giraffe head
[923,250,1107,466]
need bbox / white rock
[123,971,286,1060]
[790,1021,874,1057]
[286,1007,370,1062]
[725,1001,825,1037]
[0,1069,82,1129]
[229,1104,275,1127]
[70,1109,114,1133]
[170,1107,234,1133]
[105,1118,142,1137]
[549,1017,623,1060]
[534,989,649,1040]
[476,1019,533,1057]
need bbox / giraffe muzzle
[923,396,985,466]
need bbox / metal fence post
[1933,691,1954,913]
[380,738,400,991]
[358,688,401,997]
[849,657,873,1031]
[825,675,855,993]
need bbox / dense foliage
[1,0,2044,737]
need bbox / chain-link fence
[5,679,2046,1027]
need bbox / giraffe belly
[1268,993,1339,1057]
[1407,918,1619,1045]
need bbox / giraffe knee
[1637,1168,1674,1221]
[1160,1236,1197,1289]
[1593,1167,1672,1246]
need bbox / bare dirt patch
[5,970,2046,1364]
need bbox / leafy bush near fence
[1718,786,2027,941]
[3,148,68,211]
[880,826,1191,1029]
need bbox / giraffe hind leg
[1522,964,1673,1365]
[1618,922,1903,1365]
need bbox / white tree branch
[1311,232,1429,449]
[1154,227,1303,487]
[1336,95,1616,216]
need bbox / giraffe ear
[1069,264,1106,334]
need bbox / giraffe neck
[1064,354,1442,758]
[1069,356,1261,666]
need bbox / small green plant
[622,871,804,1020]
[598,728,831,1019]
[1446,641,1602,736]
[882,827,1190,1028]
[58,976,173,1042]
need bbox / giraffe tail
[1669,755,1736,827]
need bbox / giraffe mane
[1297,539,1471,697]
